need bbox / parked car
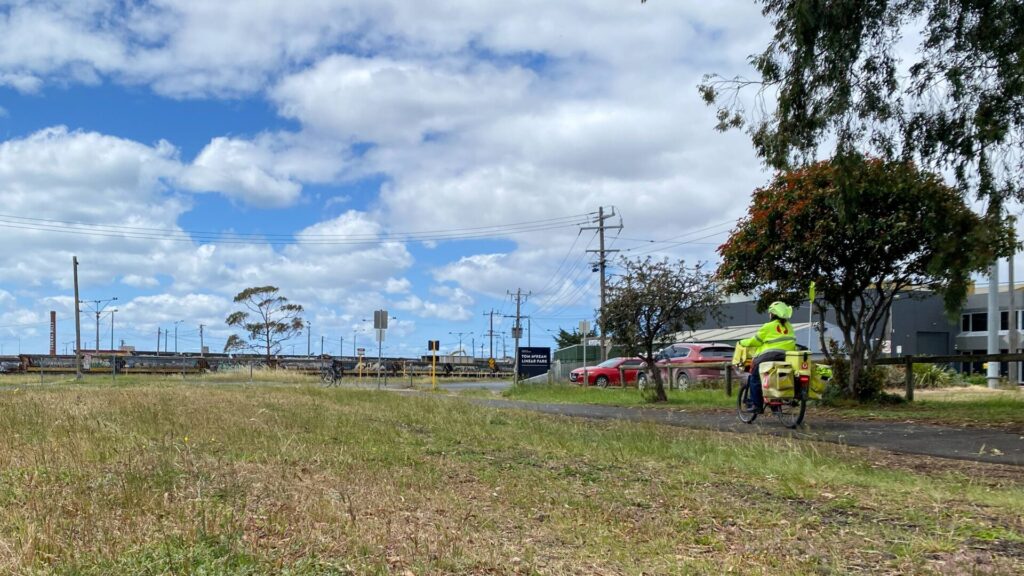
[569,357,648,387]
[654,342,735,389]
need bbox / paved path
[468,398,1024,466]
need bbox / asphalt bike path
[466,398,1024,467]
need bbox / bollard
[904,355,914,402]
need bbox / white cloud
[180,137,302,207]
[179,131,350,207]
[385,278,411,294]
[393,294,473,321]
[0,72,42,93]
[121,274,160,288]
[272,55,535,145]
[0,0,790,351]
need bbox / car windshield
[597,359,622,368]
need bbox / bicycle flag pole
[807,281,816,349]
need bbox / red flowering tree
[717,155,1012,398]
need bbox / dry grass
[0,380,1021,574]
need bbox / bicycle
[734,348,822,429]
[737,377,808,428]
[320,364,343,387]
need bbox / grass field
[503,383,1024,431]
[0,379,1022,574]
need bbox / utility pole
[340,336,343,357]
[483,309,498,361]
[583,206,622,361]
[307,321,311,356]
[1009,218,1018,385]
[508,289,531,378]
[156,327,161,355]
[449,331,472,355]
[73,256,82,379]
[320,335,324,356]
[199,324,205,355]
[108,309,117,350]
[80,297,118,352]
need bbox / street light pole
[174,320,183,355]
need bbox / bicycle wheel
[320,369,334,387]
[773,390,807,428]
[737,383,757,424]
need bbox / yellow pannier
[758,361,795,399]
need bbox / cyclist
[739,301,797,412]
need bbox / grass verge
[0,380,1021,574]
[504,383,1024,431]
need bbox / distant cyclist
[739,301,797,412]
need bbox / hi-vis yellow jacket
[739,319,797,356]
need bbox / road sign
[357,347,365,356]
[511,327,523,339]
[517,347,551,379]
[578,320,590,334]
[373,310,389,330]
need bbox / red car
[654,342,735,389]
[569,357,648,387]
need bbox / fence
[622,352,1024,402]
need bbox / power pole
[199,324,205,355]
[320,335,324,356]
[508,289,531,377]
[73,256,82,379]
[80,297,117,352]
[483,309,498,360]
[583,206,622,361]
[109,309,117,350]
[307,321,311,356]
[156,327,161,355]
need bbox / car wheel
[596,375,609,388]
[676,371,691,391]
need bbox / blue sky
[0,0,778,358]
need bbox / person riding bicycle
[739,301,797,412]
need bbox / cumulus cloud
[179,132,349,207]
[272,55,535,145]
[0,0,789,354]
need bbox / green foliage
[963,374,990,386]
[607,261,722,400]
[552,327,597,349]
[699,0,1024,205]
[600,256,722,403]
[913,364,956,389]
[718,155,1010,398]
[224,286,305,363]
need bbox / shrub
[912,364,955,388]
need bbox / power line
[0,212,594,246]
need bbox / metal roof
[672,322,844,354]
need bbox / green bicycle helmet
[767,301,793,319]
